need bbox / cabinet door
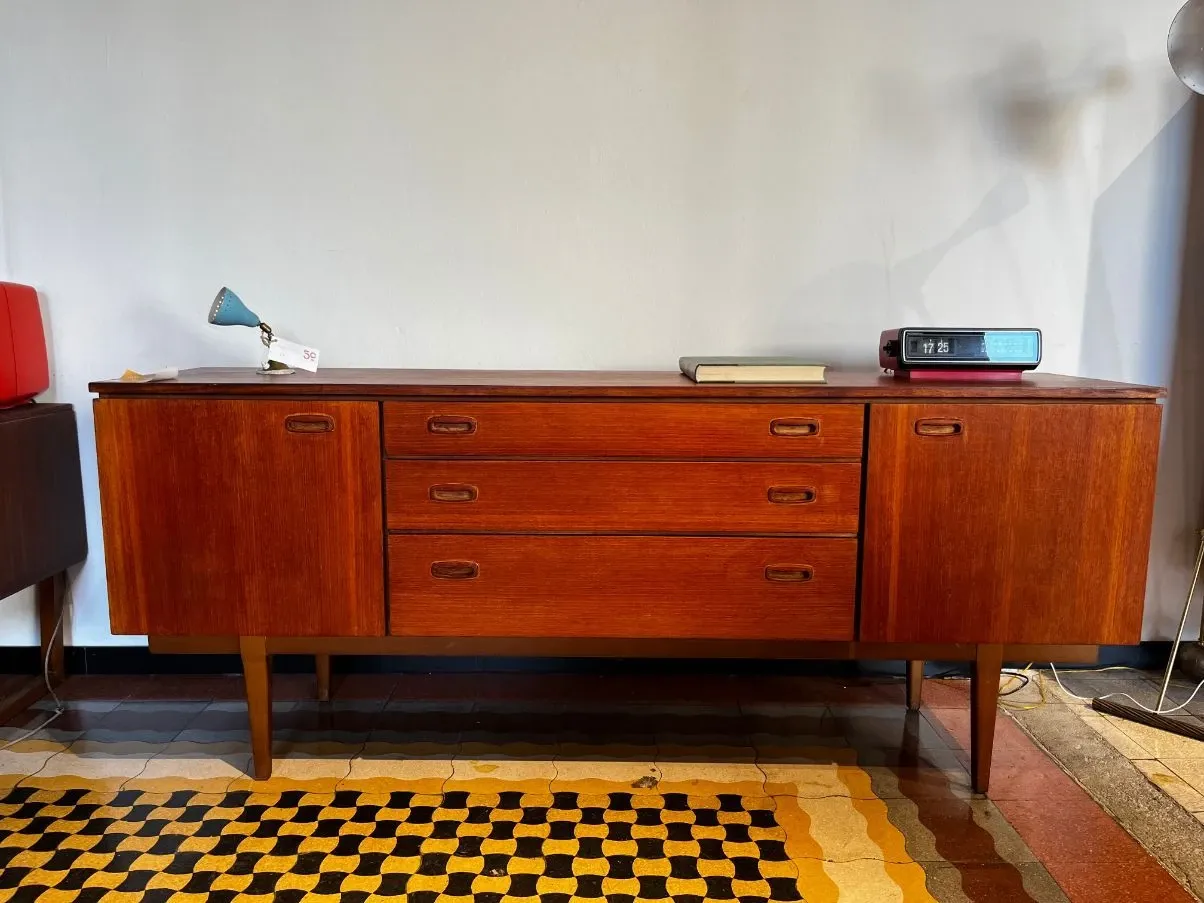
[95,399,384,637]
[861,403,1161,645]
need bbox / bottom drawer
[389,535,856,640]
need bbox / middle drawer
[386,460,861,534]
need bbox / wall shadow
[1082,95,1204,639]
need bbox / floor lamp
[1088,0,1204,738]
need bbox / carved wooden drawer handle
[765,565,814,583]
[767,487,817,505]
[915,419,964,437]
[285,413,334,433]
[427,416,477,435]
[431,561,480,580]
[429,484,478,503]
[770,418,819,438]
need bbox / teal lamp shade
[208,287,262,328]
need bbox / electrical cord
[998,671,1031,697]
[1048,662,1204,715]
[0,590,68,752]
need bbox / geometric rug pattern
[0,672,1194,903]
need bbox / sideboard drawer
[383,401,864,459]
[388,535,856,640]
[386,460,861,534]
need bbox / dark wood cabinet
[0,403,87,717]
[90,368,1165,791]
[0,404,87,600]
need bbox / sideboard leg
[240,636,274,781]
[36,572,66,686]
[970,644,1003,794]
[315,654,331,702]
[905,660,924,711]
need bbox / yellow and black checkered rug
[0,787,801,902]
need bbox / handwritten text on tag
[266,336,320,372]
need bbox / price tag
[265,336,320,372]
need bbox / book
[679,357,828,384]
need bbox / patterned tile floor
[1046,669,1204,822]
[0,672,1194,903]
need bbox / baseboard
[0,642,1174,677]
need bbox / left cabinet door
[95,399,385,637]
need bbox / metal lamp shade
[208,287,262,329]
[1171,0,1204,94]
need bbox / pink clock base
[891,369,1027,382]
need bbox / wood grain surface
[388,535,857,640]
[0,404,87,598]
[94,399,385,637]
[385,460,862,534]
[90,368,1165,400]
[860,402,1162,645]
[383,401,865,458]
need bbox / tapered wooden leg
[905,660,924,711]
[315,654,331,702]
[970,644,1003,794]
[240,636,273,781]
[36,572,66,686]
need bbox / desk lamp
[1084,0,1204,741]
[207,287,294,375]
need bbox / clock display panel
[903,330,1039,365]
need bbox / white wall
[0,0,1198,645]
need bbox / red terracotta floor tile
[918,677,972,709]
[273,674,319,701]
[926,707,1033,751]
[1037,851,1197,903]
[127,675,243,700]
[391,673,481,702]
[994,797,1147,864]
[53,675,137,701]
[0,674,30,697]
[811,678,907,706]
[987,742,1064,770]
[984,764,1087,801]
[330,673,398,700]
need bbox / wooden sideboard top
[90,367,1165,400]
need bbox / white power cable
[1048,662,1204,715]
[0,590,68,752]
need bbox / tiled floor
[1045,668,1204,821]
[1004,667,1204,898]
[0,671,1194,902]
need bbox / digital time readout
[903,331,1039,364]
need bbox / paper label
[266,336,320,372]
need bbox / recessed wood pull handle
[431,561,479,580]
[765,565,814,583]
[770,418,820,438]
[427,416,477,435]
[429,484,478,503]
[284,414,334,433]
[915,419,964,437]
[767,487,817,504]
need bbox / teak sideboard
[90,368,1165,792]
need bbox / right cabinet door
[861,402,1162,645]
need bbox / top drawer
[383,402,864,459]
